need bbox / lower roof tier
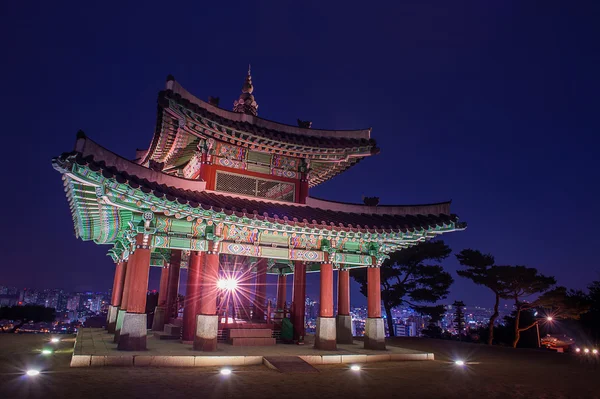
[52,133,465,270]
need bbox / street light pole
[536,321,541,348]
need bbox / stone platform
[72,328,434,368]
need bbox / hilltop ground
[0,334,598,399]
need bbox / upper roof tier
[138,75,379,187]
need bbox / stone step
[164,324,182,336]
[229,329,273,338]
[231,337,276,346]
[263,356,319,373]
[153,332,180,340]
[170,318,184,327]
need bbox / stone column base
[336,314,353,344]
[193,314,218,351]
[315,317,337,350]
[151,306,167,332]
[117,313,147,351]
[107,305,118,333]
[364,317,386,350]
[113,309,127,343]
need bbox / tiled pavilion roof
[55,134,464,235]
[139,78,380,187]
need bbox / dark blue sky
[1,1,599,307]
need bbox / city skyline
[0,283,517,311]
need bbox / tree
[420,305,446,339]
[580,280,600,344]
[504,266,556,348]
[456,249,513,345]
[453,300,466,339]
[0,305,56,332]
[535,286,590,320]
[351,240,453,337]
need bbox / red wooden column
[319,263,334,317]
[367,267,381,318]
[107,261,127,333]
[124,236,152,314]
[276,273,287,311]
[199,253,219,315]
[117,233,152,351]
[151,261,170,332]
[114,254,135,342]
[157,264,169,307]
[315,262,336,349]
[291,261,307,342]
[165,249,182,322]
[338,268,350,316]
[336,267,353,344]
[198,152,216,190]
[253,259,268,321]
[239,263,253,320]
[365,263,386,350]
[111,261,127,307]
[183,251,204,342]
[194,252,220,351]
[119,254,135,312]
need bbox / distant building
[67,295,80,311]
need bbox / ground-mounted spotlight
[575,348,581,353]
[350,365,361,371]
[454,360,465,366]
[41,349,53,355]
[584,348,590,354]
[50,338,60,343]
[593,349,598,355]
[220,368,232,375]
[26,369,40,377]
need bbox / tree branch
[518,320,538,333]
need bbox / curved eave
[168,79,372,140]
[305,197,453,216]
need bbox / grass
[1,333,599,398]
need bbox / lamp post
[537,316,554,348]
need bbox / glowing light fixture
[546,316,553,322]
[454,360,465,366]
[26,369,40,377]
[593,349,598,355]
[220,368,232,375]
[50,338,60,343]
[350,365,361,371]
[41,349,53,355]
[575,348,581,353]
[217,279,238,291]
[584,348,590,353]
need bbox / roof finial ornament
[233,65,258,116]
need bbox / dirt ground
[1,334,599,399]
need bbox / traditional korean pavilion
[52,71,465,351]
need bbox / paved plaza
[72,328,433,367]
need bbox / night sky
[2,1,599,307]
